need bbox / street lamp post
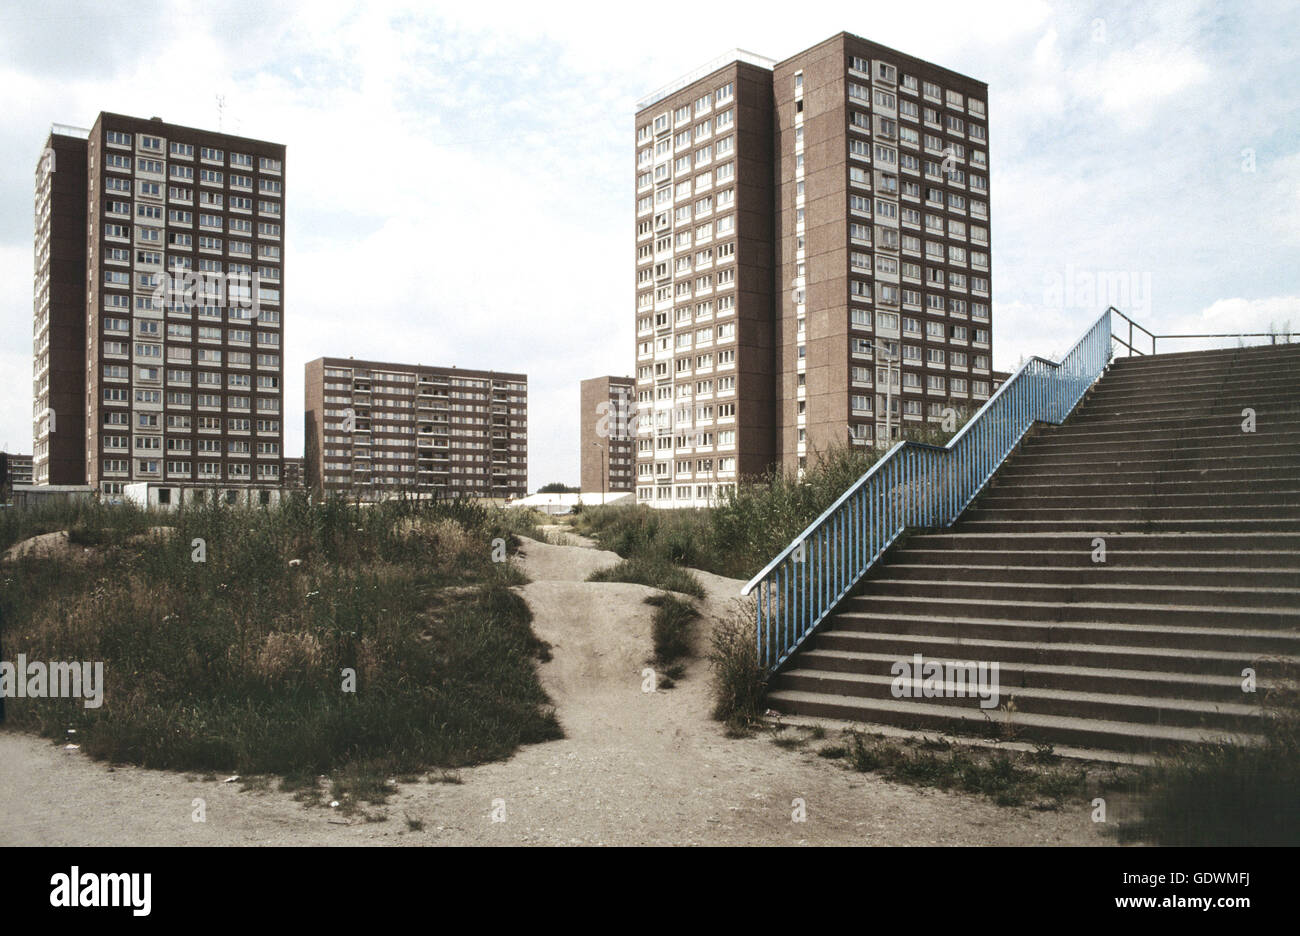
[878,341,900,449]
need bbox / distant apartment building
[579,375,636,495]
[2,453,35,486]
[33,113,286,503]
[633,33,992,507]
[305,358,528,499]
[282,456,305,490]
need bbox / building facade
[775,34,992,468]
[634,54,777,508]
[34,113,287,500]
[633,33,992,506]
[579,375,635,495]
[282,456,305,490]
[32,127,89,485]
[2,453,35,486]
[305,358,528,499]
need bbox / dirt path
[0,537,1108,846]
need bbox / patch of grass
[644,593,699,666]
[404,814,425,832]
[818,744,850,760]
[574,417,972,585]
[1116,687,1300,845]
[707,605,767,736]
[1,499,155,553]
[587,556,705,598]
[837,730,1088,809]
[0,497,563,807]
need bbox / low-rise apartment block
[2,452,35,486]
[305,357,528,499]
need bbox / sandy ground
[0,535,1109,846]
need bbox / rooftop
[636,49,775,112]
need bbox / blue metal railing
[741,308,1116,671]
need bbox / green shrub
[707,606,767,734]
[644,593,699,665]
[587,555,705,598]
[1116,688,1300,845]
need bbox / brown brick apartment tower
[305,358,528,499]
[633,34,992,503]
[580,375,635,496]
[774,34,992,473]
[36,113,287,498]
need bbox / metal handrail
[1109,307,1298,356]
[742,308,1115,672]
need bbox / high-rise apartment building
[634,55,777,508]
[33,113,287,500]
[579,375,636,495]
[305,358,528,499]
[32,127,89,485]
[633,33,992,507]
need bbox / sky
[2,0,1298,488]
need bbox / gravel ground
[0,537,1109,846]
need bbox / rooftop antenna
[216,94,226,132]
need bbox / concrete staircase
[766,343,1300,752]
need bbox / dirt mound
[515,538,621,582]
[3,530,75,563]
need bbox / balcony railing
[741,308,1115,671]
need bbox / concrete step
[1017,435,1300,458]
[1066,397,1300,422]
[782,648,1276,702]
[907,530,1300,553]
[839,593,1300,629]
[1039,418,1300,444]
[1087,370,1300,396]
[984,477,1300,497]
[1097,365,1300,391]
[808,625,1300,676]
[770,668,1263,730]
[1108,344,1300,368]
[1043,406,1300,431]
[762,690,1262,753]
[883,562,1300,588]
[987,454,1294,475]
[976,490,1300,508]
[964,504,1300,522]
[863,576,1300,610]
[892,547,1300,570]
[993,463,1300,485]
[957,517,1300,533]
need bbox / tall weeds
[0,496,559,778]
